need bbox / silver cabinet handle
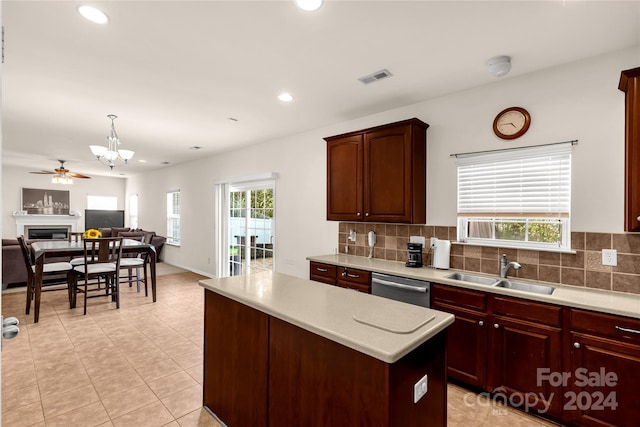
[357,212,361,216]
[478,321,484,326]
[372,278,428,293]
[365,212,370,216]
[316,268,328,272]
[637,216,640,221]
[574,342,581,349]
[494,323,499,329]
[347,273,360,278]
[616,325,640,335]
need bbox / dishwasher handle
[372,277,428,293]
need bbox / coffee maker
[405,243,423,268]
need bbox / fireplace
[26,227,70,240]
[12,213,81,238]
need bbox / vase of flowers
[82,229,102,239]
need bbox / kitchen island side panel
[269,316,448,427]
[268,316,390,426]
[203,291,269,426]
[203,288,448,426]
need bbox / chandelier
[89,114,134,169]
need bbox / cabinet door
[431,301,488,389]
[364,124,424,223]
[326,135,363,221]
[567,332,640,427]
[620,68,640,232]
[489,314,563,418]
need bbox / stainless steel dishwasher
[371,272,431,308]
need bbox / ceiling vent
[358,69,393,85]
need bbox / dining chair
[117,235,149,296]
[69,232,91,266]
[17,236,74,315]
[71,237,123,315]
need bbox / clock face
[493,107,531,139]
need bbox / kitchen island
[199,271,454,427]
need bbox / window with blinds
[167,190,181,245]
[456,143,572,250]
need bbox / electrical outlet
[602,249,617,266]
[348,229,356,242]
[409,235,426,246]
[413,374,428,403]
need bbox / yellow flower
[82,229,102,239]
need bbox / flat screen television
[84,209,125,230]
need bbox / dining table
[30,238,157,323]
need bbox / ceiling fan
[30,160,91,184]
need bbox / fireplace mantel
[13,214,81,237]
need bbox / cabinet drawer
[337,267,371,286]
[431,284,487,312]
[570,308,640,345]
[492,296,561,327]
[310,262,337,285]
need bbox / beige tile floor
[2,265,560,427]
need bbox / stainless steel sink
[446,273,500,286]
[493,280,556,295]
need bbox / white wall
[2,164,126,237]
[127,47,638,279]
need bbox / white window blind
[167,190,180,245]
[456,143,571,218]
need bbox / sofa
[2,228,166,288]
[97,228,166,262]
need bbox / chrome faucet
[500,254,521,278]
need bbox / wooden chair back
[17,236,34,278]
[82,237,123,268]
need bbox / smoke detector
[487,56,512,77]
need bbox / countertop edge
[199,275,454,363]
[308,254,640,320]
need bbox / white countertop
[199,271,454,363]
[308,254,640,320]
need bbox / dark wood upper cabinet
[325,118,428,224]
[619,67,640,232]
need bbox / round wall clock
[493,107,531,140]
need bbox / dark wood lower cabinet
[567,332,640,427]
[489,314,563,418]
[431,300,487,389]
[432,284,563,419]
[204,289,448,426]
[566,308,640,426]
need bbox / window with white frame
[167,190,181,245]
[87,195,117,210]
[456,143,573,251]
[129,194,139,229]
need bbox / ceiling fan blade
[66,172,91,179]
[29,170,57,174]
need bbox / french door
[227,183,275,276]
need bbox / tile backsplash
[338,222,640,295]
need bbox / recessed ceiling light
[77,5,109,24]
[138,159,147,163]
[296,0,323,11]
[278,93,294,102]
